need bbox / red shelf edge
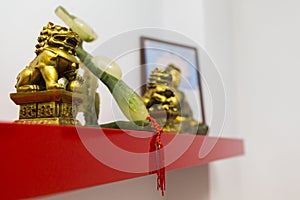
[0,123,244,200]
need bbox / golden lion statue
[15,22,83,92]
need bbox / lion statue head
[35,22,80,55]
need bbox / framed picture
[140,37,206,124]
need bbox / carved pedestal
[10,90,83,125]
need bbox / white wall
[161,1,300,200]
[232,0,300,199]
[40,165,209,200]
[201,1,243,199]
[200,0,300,199]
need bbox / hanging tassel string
[147,116,166,196]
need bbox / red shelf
[0,122,243,200]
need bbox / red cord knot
[147,115,166,196]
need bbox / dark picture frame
[140,36,206,124]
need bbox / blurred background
[1,0,299,199]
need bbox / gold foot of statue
[10,89,83,126]
[46,83,65,90]
[17,85,40,92]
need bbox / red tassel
[147,116,166,196]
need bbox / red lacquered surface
[0,123,244,200]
